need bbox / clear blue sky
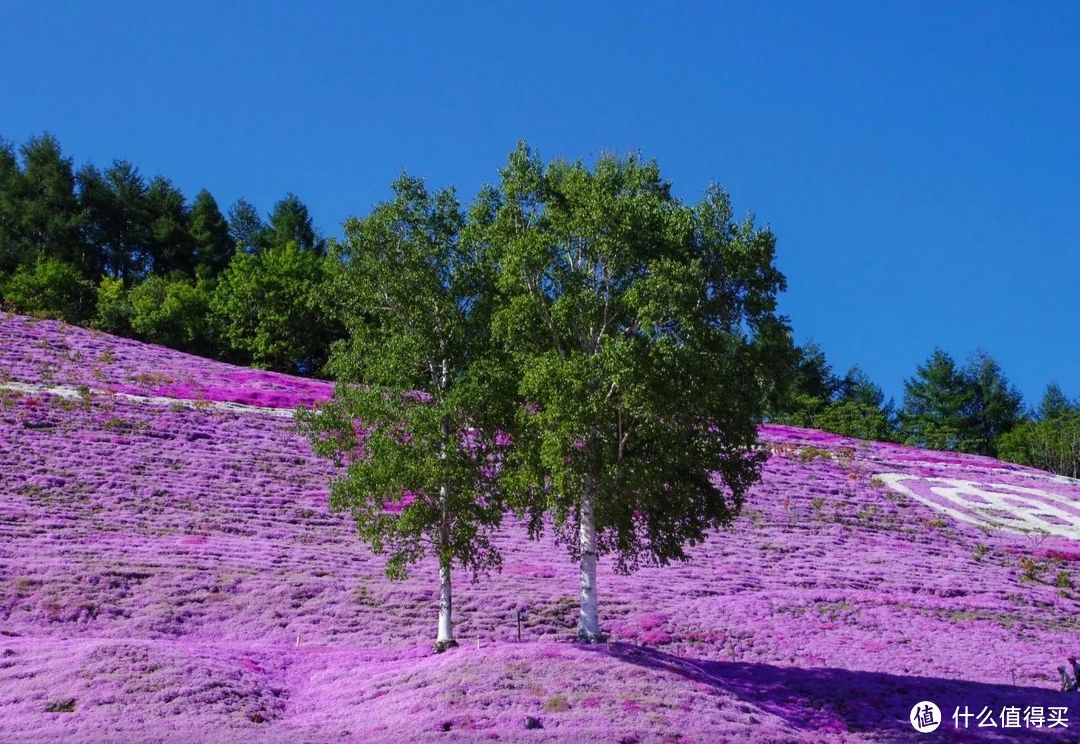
[3,1,1077,406]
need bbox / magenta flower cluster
[1,315,1077,742]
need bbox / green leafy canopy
[299,174,514,580]
[488,143,789,571]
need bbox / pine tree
[964,351,1023,456]
[267,193,321,254]
[0,139,25,273]
[19,133,85,273]
[900,349,975,451]
[189,190,233,275]
[78,161,152,283]
[1038,383,1076,421]
[226,198,266,254]
[146,176,194,276]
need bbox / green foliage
[0,133,88,276]
[997,416,1080,478]
[0,139,24,274]
[303,385,507,579]
[2,257,94,323]
[145,176,197,276]
[814,403,893,442]
[77,160,153,283]
[267,193,321,255]
[212,243,336,373]
[899,348,1021,456]
[788,341,840,404]
[489,143,786,569]
[1038,382,1077,422]
[768,342,897,442]
[300,174,510,583]
[3,128,1071,464]
[94,276,133,334]
[899,348,974,451]
[18,134,85,271]
[129,276,216,355]
[0,132,346,376]
[227,198,267,254]
[189,190,234,274]
[965,351,1023,455]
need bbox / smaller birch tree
[299,175,511,651]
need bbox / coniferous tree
[189,190,233,275]
[78,161,152,283]
[899,349,975,451]
[1038,382,1076,422]
[768,340,841,427]
[813,366,897,441]
[19,134,85,272]
[964,351,1023,456]
[899,349,1022,455]
[227,198,266,254]
[0,139,24,274]
[267,193,321,254]
[146,176,195,276]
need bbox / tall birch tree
[300,175,511,651]
[489,144,788,641]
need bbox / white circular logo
[910,701,941,733]
[876,473,1080,540]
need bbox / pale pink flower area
[1,315,1078,741]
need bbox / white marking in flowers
[877,458,1080,488]
[0,382,297,418]
[877,473,1080,540]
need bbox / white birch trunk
[434,356,457,652]
[578,487,603,642]
[436,552,455,649]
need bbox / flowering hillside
[1,314,1078,742]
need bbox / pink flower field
[2,314,1079,742]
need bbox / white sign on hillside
[877,473,1080,540]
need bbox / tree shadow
[588,642,1074,741]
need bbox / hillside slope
[2,315,1078,742]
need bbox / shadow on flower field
[595,643,1072,741]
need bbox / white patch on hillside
[0,382,296,418]
[877,458,1080,488]
[877,473,1080,540]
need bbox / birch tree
[300,175,511,651]
[489,144,788,641]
